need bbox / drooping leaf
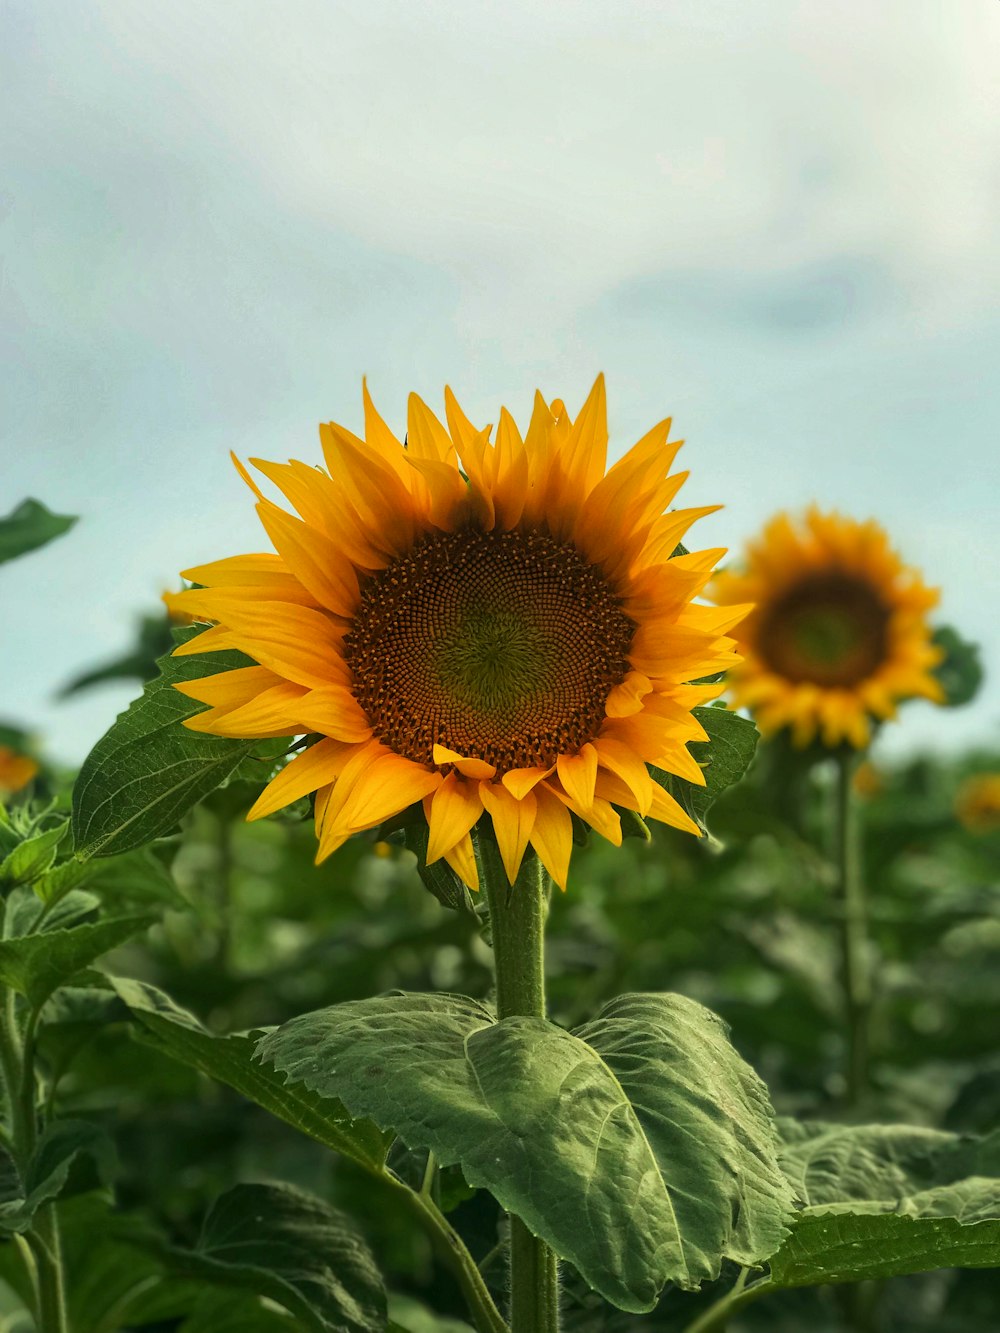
[71,627,290,859]
[0,913,155,1009]
[0,498,77,564]
[258,990,792,1312]
[111,978,389,1173]
[164,1182,387,1333]
[651,705,759,838]
[759,1122,1000,1290]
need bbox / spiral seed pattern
[344,526,635,771]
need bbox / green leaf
[399,820,475,912]
[770,1208,1000,1288]
[0,819,68,888]
[651,705,759,838]
[0,913,155,1008]
[111,978,390,1173]
[258,991,792,1312]
[165,1182,387,1333]
[388,1294,476,1333]
[71,627,290,859]
[179,1289,300,1333]
[0,498,77,564]
[932,625,983,708]
[0,1120,114,1232]
[762,1122,1000,1289]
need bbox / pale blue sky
[2,0,998,764]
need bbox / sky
[2,0,999,765]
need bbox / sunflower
[955,773,1000,835]
[711,508,943,749]
[164,377,743,890]
[0,745,38,796]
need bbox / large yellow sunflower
[164,377,743,890]
[712,508,943,749]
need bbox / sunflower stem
[834,751,870,1107]
[480,841,560,1333]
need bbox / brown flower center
[758,574,890,687]
[344,526,634,771]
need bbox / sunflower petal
[478,782,537,884]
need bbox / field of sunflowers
[0,382,996,1333]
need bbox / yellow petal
[501,765,554,799]
[183,682,307,738]
[443,831,480,891]
[556,743,598,809]
[247,738,353,821]
[424,772,484,863]
[432,744,497,781]
[294,686,374,743]
[593,737,654,815]
[528,784,573,891]
[255,501,360,617]
[173,665,283,708]
[478,782,537,884]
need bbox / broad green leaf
[165,1182,386,1333]
[0,819,67,888]
[769,1209,1000,1288]
[71,627,290,859]
[258,991,792,1312]
[0,498,77,564]
[761,1122,1000,1289]
[651,705,759,837]
[38,983,129,1077]
[932,625,983,708]
[111,978,389,1173]
[0,913,155,1008]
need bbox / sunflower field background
[0,489,996,1333]
[4,5,1000,1332]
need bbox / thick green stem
[834,752,870,1107]
[480,841,560,1333]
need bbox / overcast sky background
[3,0,999,766]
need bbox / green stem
[388,1174,508,1333]
[480,841,560,1333]
[834,752,870,1108]
[0,985,69,1333]
[680,1274,772,1333]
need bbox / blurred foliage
[1,575,996,1329]
[0,724,990,1329]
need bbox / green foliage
[0,818,67,887]
[0,911,155,1009]
[163,1182,387,1333]
[0,1121,114,1232]
[651,705,759,838]
[112,977,391,1172]
[932,626,984,708]
[72,628,289,858]
[0,498,76,564]
[755,1123,1000,1292]
[258,990,792,1312]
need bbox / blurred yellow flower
[955,773,1000,835]
[712,509,942,749]
[852,760,884,799]
[166,378,742,889]
[0,746,39,795]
